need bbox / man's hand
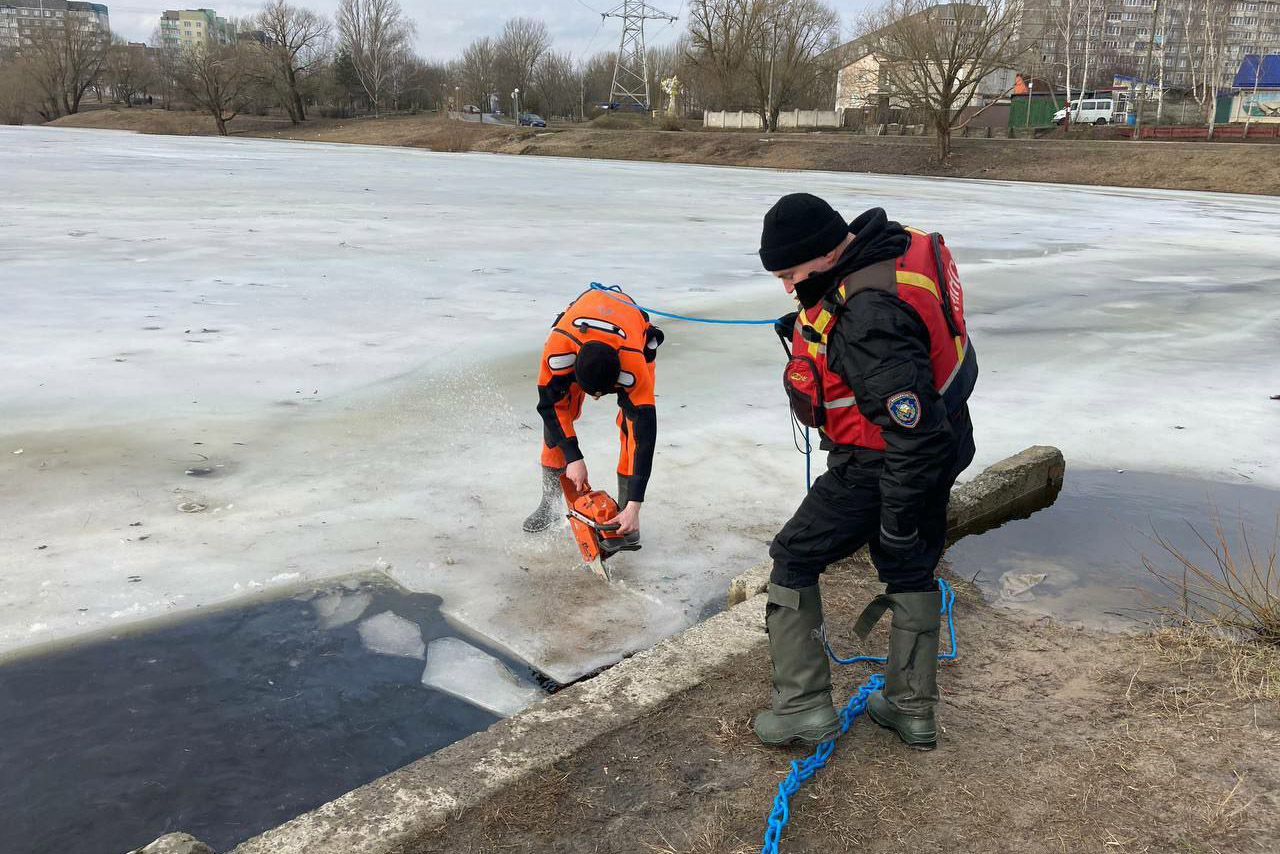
[608,501,641,535]
[565,459,589,492]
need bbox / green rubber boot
[753,583,840,746]
[856,589,942,750]
[522,466,564,533]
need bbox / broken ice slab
[420,637,544,717]
[357,611,425,659]
[312,591,372,629]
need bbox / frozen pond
[3,126,1279,686]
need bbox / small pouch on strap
[853,594,896,641]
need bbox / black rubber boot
[856,589,942,750]
[522,466,564,533]
[753,583,840,746]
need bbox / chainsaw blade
[586,555,610,582]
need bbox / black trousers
[768,448,967,594]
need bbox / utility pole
[602,0,677,111]
[1133,0,1160,140]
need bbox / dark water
[946,469,1280,628]
[0,576,545,854]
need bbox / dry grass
[1148,623,1280,702]
[1143,512,1280,646]
[431,120,480,153]
[640,809,754,854]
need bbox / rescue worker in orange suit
[753,195,977,751]
[523,287,663,546]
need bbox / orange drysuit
[536,287,661,502]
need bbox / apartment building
[157,8,235,49]
[1022,0,1280,91]
[0,0,109,50]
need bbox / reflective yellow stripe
[905,225,929,236]
[954,335,964,362]
[896,270,940,299]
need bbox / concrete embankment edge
[163,445,1064,854]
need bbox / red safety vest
[784,228,976,450]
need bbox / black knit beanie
[758,193,849,272]
[575,340,621,395]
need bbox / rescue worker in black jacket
[753,194,978,751]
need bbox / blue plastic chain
[761,579,958,854]
[587,282,813,488]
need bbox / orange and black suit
[536,287,662,502]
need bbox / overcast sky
[109,0,869,63]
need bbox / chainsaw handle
[595,521,621,533]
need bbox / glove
[879,524,920,559]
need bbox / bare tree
[685,0,765,108]
[459,36,497,111]
[1186,0,1230,129]
[105,36,156,107]
[533,50,579,118]
[22,9,109,119]
[0,51,41,124]
[253,0,332,123]
[170,41,258,135]
[495,17,551,108]
[748,0,840,129]
[336,0,414,116]
[857,0,1027,160]
[581,50,619,111]
[684,0,837,125]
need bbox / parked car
[519,112,547,127]
[1054,99,1115,126]
[462,104,481,115]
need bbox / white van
[1053,99,1115,126]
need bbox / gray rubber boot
[857,589,942,750]
[522,466,564,533]
[753,583,840,746]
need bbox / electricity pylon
[602,0,677,110]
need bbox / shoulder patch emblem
[886,391,921,428]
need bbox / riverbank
[399,567,1279,854]
[48,109,1280,195]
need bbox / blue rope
[587,282,812,489]
[761,579,958,854]
[589,282,778,325]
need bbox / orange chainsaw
[560,475,640,581]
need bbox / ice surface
[3,127,1279,680]
[420,637,543,717]
[357,611,425,660]
[312,591,372,629]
